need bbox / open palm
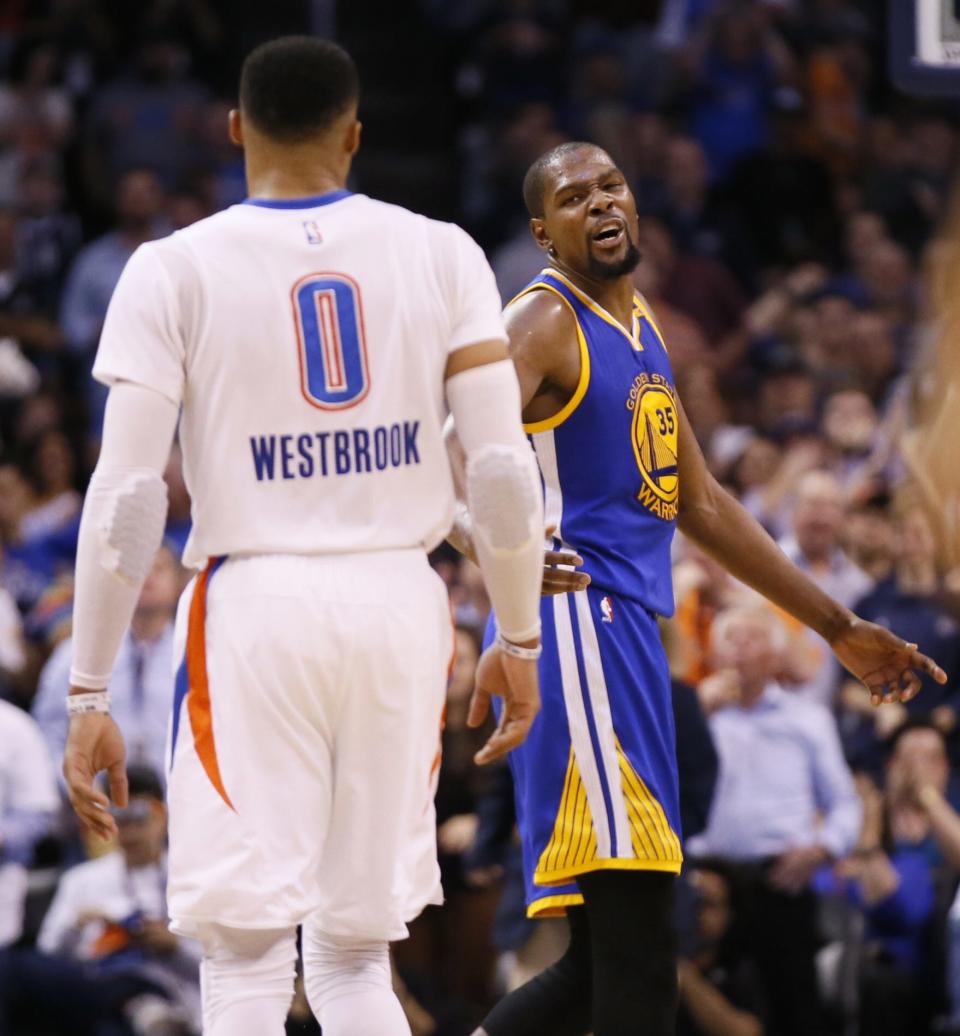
[830,617,947,706]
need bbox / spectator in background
[820,722,960,1036]
[0,37,73,206]
[19,428,81,540]
[691,605,861,1036]
[685,1,795,182]
[779,469,873,706]
[9,766,201,1035]
[0,205,65,354]
[841,506,960,771]
[843,490,895,585]
[0,697,58,955]
[15,155,82,320]
[82,37,208,205]
[59,167,166,439]
[677,861,764,1036]
[33,545,180,782]
[0,572,25,697]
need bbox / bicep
[504,293,577,412]
[676,393,719,521]
[96,382,179,472]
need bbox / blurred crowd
[1,0,960,1034]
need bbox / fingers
[542,550,590,596]
[910,648,948,686]
[64,759,116,840]
[108,760,129,809]
[467,685,491,729]
[474,709,535,765]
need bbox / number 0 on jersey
[291,273,371,410]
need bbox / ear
[345,118,362,157]
[530,218,551,254]
[228,109,243,147]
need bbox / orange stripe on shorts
[186,558,235,811]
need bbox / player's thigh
[317,561,453,940]
[167,560,337,931]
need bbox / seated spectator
[691,604,862,1036]
[819,721,960,1035]
[842,489,894,584]
[33,545,180,782]
[677,860,765,1036]
[0,576,26,697]
[4,766,200,1035]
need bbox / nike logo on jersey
[250,422,421,481]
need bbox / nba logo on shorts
[601,595,614,624]
[303,220,323,245]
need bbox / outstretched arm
[64,381,178,838]
[675,397,947,703]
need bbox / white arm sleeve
[446,360,543,642]
[69,382,179,689]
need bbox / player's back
[94,190,502,568]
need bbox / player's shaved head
[240,36,359,143]
[523,141,607,218]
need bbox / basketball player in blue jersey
[447,141,947,1036]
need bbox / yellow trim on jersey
[536,856,683,888]
[546,269,642,351]
[633,292,669,355]
[527,893,583,919]
[509,281,592,434]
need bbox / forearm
[70,383,177,690]
[679,964,763,1036]
[679,482,851,642]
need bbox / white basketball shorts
[165,549,453,943]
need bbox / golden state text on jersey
[517,268,679,617]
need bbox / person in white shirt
[0,699,57,950]
[33,545,180,784]
[62,36,545,1036]
[779,470,874,706]
[3,767,200,1035]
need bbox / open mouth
[591,221,625,247]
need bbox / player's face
[538,151,640,281]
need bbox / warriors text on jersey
[519,268,679,617]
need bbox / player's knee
[302,923,409,1033]
[198,924,297,1034]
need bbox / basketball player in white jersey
[61,37,545,1036]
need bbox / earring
[548,245,557,257]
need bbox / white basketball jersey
[93,191,507,569]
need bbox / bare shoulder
[504,288,578,372]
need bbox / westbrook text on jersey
[250,421,421,481]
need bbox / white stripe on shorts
[552,592,612,858]
[573,591,633,859]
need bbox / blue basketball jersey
[517,269,679,616]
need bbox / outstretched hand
[830,617,947,707]
[467,643,540,765]
[63,711,128,840]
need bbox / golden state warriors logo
[627,373,679,521]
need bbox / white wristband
[66,691,111,716]
[496,632,543,661]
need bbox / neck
[550,259,636,328]
[244,149,346,201]
[130,610,169,644]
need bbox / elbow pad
[87,468,169,586]
[448,360,544,642]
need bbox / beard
[585,237,642,281]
